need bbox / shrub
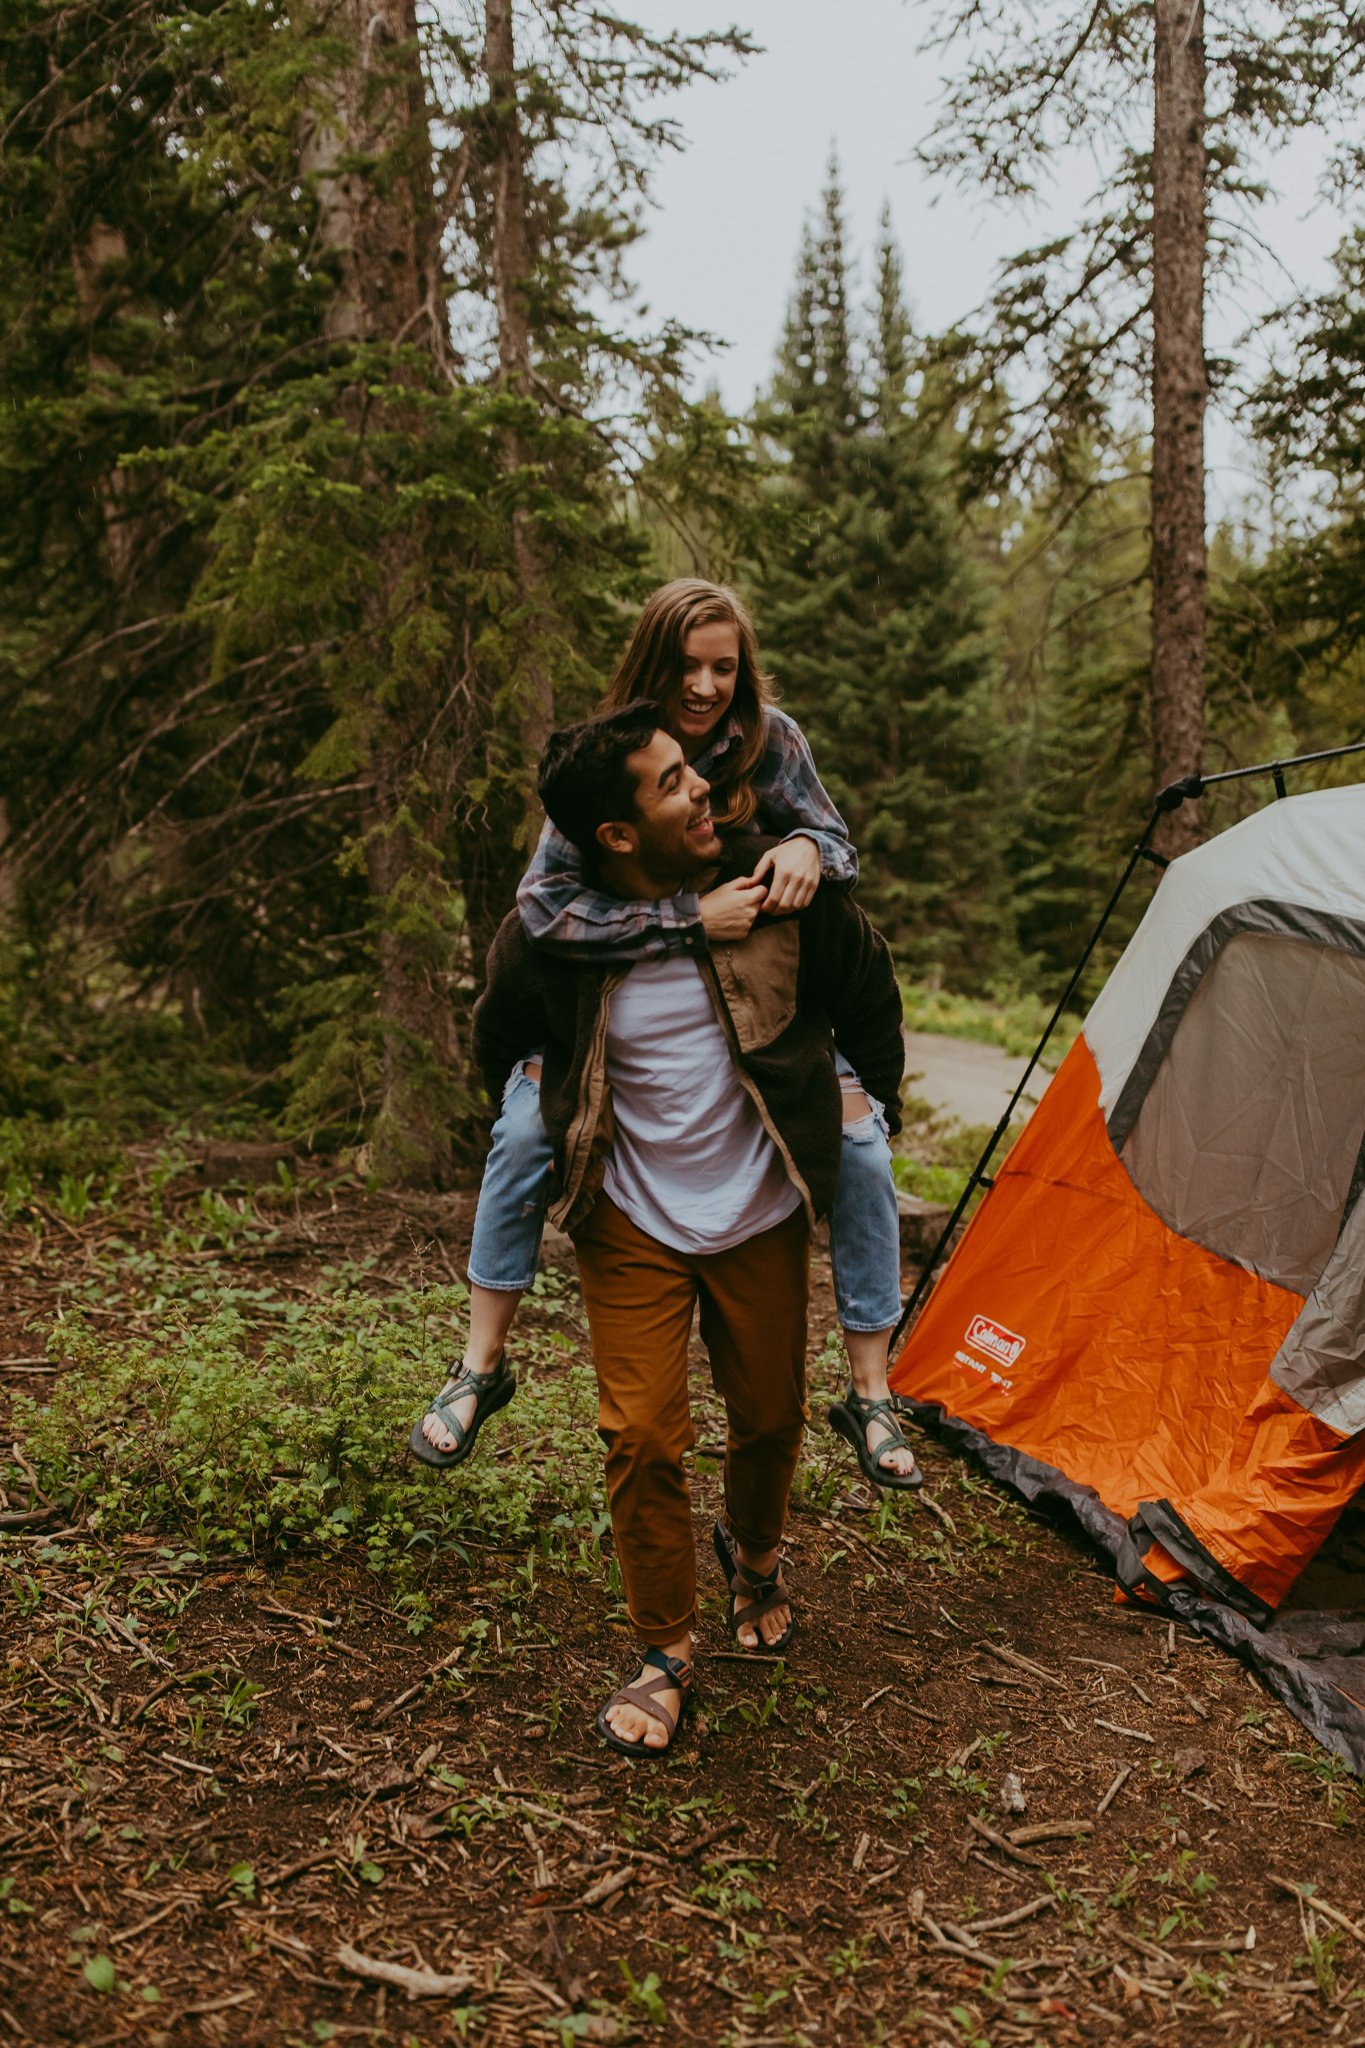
[11,1282,603,1576]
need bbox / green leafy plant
[618,1961,668,2025]
[7,1284,603,1581]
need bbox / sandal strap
[731,1559,789,1626]
[641,1647,691,1684]
[843,1389,897,1426]
[425,1360,507,1447]
[426,1389,472,1452]
[608,1652,691,1739]
[842,1388,917,1467]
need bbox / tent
[890,775,1365,1767]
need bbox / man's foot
[599,1645,692,1753]
[713,1523,795,1653]
[420,1357,501,1455]
[733,1543,792,1650]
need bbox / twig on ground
[1097,1764,1133,1814]
[975,1639,1067,1690]
[966,1814,1046,1867]
[1094,1718,1154,1742]
[1269,1876,1365,1947]
[335,1943,475,1998]
[372,1646,461,1727]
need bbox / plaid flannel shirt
[516,706,858,962]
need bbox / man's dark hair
[537,701,665,858]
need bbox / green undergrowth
[902,979,1083,1068]
[0,945,271,1226]
[6,1275,603,1583]
[891,1090,1028,1210]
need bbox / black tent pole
[889,792,1173,1358]
[889,737,1365,1360]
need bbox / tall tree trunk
[483,0,553,758]
[301,0,447,358]
[453,0,554,973]
[306,0,460,1185]
[66,99,139,592]
[1150,0,1208,860]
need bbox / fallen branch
[1097,1764,1133,1815]
[971,1894,1056,1934]
[975,1639,1067,1690]
[966,1814,1046,1868]
[110,1898,191,1947]
[335,1943,475,1999]
[1010,1819,1094,1845]
[1094,1717,1154,1743]
[130,1667,221,1723]
[372,1647,461,1727]
[1269,1876,1365,1947]
[569,1867,635,1911]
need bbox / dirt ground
[3,1176,1364,2048]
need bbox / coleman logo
[965,1314,1026,1369]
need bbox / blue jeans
[467,1057,903,1335]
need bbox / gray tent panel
[1271,1195,1365,1434]
[1111,901,1365,1296]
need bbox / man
[468,702,905,1752]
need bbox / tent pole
[890,799,1166,1356]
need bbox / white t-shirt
[602,956,802,1255]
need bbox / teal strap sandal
[712,1521,795,1654]
[409,1357,516,1470]
[596,1649,693,1756]
[827,1386,923,1491]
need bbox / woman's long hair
[599,580,775,829]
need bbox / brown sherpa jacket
[471,835,905,1233]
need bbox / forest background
[3,0,1365,1203]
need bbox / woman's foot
[857,1401,918,1479]
[420,1356,501,1455]
[842,1328,918,1480]
[601,1639,693,1750]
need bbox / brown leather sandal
[595,1648,693,1757]
[712,1521,795,1654]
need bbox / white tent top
[1086,784,1365,1116]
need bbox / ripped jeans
[466,1051,902,1335]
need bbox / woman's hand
[699,876,770,942]
[749,835,821,913]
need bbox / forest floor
[2,1156,1363,2048]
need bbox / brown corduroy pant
[570,1192,810,1646]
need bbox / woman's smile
[674,619,740,753]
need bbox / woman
[412,579,919,1499]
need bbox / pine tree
[916,0,1365,856]
[758,183,1011,987]
[0,0,758,1178]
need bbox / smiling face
[595,729,721,884]
[671,618,740,758]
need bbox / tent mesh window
[1114,921,1365,1296]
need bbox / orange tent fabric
[890,1034,1365,1614]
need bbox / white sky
[618,0,1347,522]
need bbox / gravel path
[904,1028,1051,1127]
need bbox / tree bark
[66,99,139,592]
[303,0,460,1185]
[1150,0,1208,860]
[483,0,554,759]
[300,0,448,360]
